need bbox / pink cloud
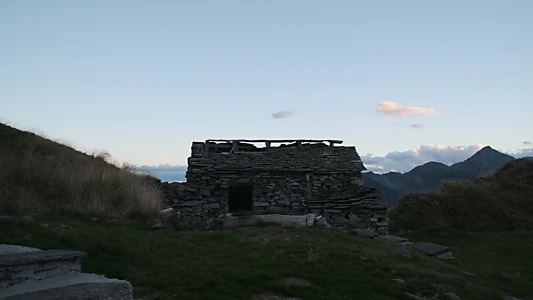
[375,101,438,117]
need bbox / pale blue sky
[1,0,532,171]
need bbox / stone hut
[161,139,388,234]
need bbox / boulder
[314,215,330,227]
[437,251,454,260]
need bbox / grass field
[1,214,531,300]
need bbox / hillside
[362,146,515,207]
[0,123,162,218]
[389,158,533,231]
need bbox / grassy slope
[1,215,532,300]
[0,123,162,218]
[389,158,533,231]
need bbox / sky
[1,0,532,179]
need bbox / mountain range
[361,146,527,207]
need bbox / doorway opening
[228,184,253,212]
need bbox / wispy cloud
[512,142,533,158]
[513,148,533,158]
[272,111,295,119]
[375,101,437,117]
[410,124,423,128]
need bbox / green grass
[400,228,533,298]
[1,214,532,300]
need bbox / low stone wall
[160,182,388,234]
[308,185,389,234]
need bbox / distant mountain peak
[405,161,449,177]
[362,145,516,207]
[467,146,513,161]
[422,161,448,167]
[478,145,498,152]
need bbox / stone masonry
[160,139,388,234]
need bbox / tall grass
[0,123,162,219]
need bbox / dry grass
[0,123,162,219]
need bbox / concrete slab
[1,249,86,288]
[0,250,86,266]
[0,273,133,300]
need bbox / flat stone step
[0,249,86,288]
[0,273,133,300]
[413,242,450,256]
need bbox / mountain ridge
[362,146,516,207]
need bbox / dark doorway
[228,184,253,212]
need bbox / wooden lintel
[205,139,343,145]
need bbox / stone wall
[160,140,388,233]
[308,185,389,234]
